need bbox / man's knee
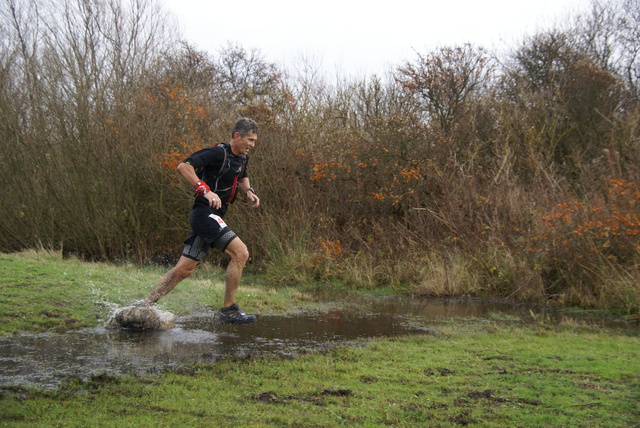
[234,247,250,265]
[240,247,250,264]
[174,258,197,279]
[175,267,195,280]
[227,240,249,265]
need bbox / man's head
[232,117,259,138]
[230,118,258,156]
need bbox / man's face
[232,131,257,156]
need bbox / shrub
[529,179,640,311]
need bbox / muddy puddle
[0,297,635,390]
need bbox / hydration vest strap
[229,175,240,203]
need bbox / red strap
[229,175,239,202]
[194,181,210,196]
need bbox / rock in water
[106,304,176,330]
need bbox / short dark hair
[232,117,259,137]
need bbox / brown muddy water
[0,297,635,390]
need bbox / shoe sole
[219,316,257,325]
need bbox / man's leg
[218,237,255,324]
[145,256,199,304]
[222,237,250,307]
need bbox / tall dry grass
[1,0,639,313]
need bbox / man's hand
[193,180,221,209]
[246,190,260,208]
[205,192,222,209]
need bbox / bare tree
[575,0,640,101]
[211,42,282,107]
[0,0,179,259]
[396,44,493,134]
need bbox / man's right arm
[176,162,201,186]
[177,162,222,209]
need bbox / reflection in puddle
[0,298,633,389]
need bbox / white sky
[162,0,593,77]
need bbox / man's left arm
[238,177,260,208]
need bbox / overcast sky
[162,0,593,77]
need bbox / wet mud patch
[466,389,541,406]
[255,391,283,404]
[0,297,635,390]
[254,388,354,407]
[1,301,428,389]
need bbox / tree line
[1,0,638,312]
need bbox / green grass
[0,250,105,333]
[1,329,638,427]
[1,250,639,427]
[0,250,335,336]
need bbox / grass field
[1,251,638,427]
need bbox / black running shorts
[182,206,237,261]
